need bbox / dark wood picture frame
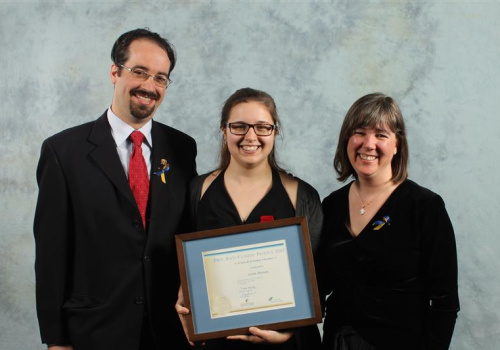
[175,216,322,342]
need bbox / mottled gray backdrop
[1,1,498,349]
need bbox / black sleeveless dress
[196,169,295,230]
[195,169,298,350]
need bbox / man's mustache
[130,88,160,101]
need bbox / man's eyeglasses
[118,64,172,88]
[225,123,276,136]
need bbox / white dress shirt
[107,108,152,179]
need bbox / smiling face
[110,39,171,127]
[347,124,398,182]
[224,101,276,170]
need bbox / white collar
[107,108,153,147]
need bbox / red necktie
[129,131,149,228]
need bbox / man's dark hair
[111,28,176,76]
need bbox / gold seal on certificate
[202,240,295,319]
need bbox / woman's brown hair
[216,88,285,172]
[334,93,409,182]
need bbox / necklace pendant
[360,208,365,215]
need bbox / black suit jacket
[34,112,197,349]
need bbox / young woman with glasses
[176,87,323,350]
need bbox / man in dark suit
[34,28,197,350]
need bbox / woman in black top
[176,88,323,349]
[317,93,459,349]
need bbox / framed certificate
[175,216,322,341]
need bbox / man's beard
[130,101,156,120]
[129,88,159,120]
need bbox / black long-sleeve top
[317,180,459,349]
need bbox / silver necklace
[354,183,374,215]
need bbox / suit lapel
[149,121,174,218]
[88,113,136,206]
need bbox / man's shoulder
[44,121,98,148]
[44,112,106,145]
[153,121,195,141]
[50,121,94,138]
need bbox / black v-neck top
[317,180,459,349]
[196,169,295,231]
